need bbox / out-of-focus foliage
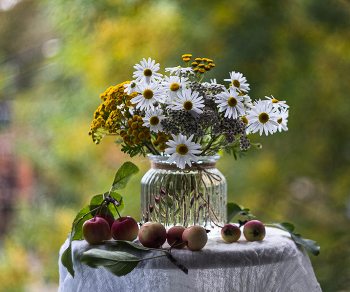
[1,0,350,291]
[0,238,30,292]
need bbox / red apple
[167,226,186,249]
[96,214,115,229]
[221,223,241,243]
[82,217,111,245]
[111,216,139,241]
[182,225,208,251]
[243,220,266,241]
[138,222,167,248]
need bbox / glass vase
[140,155,227,234]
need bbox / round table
[58,227,321,292]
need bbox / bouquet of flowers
[89,54,289,169]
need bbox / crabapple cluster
[82,215,139,245]
[82,215,209,251]
[221,220,266,243]
[138,222,208,251]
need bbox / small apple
[221,223,241,243]
[96,214,115,229]
[243,220,266,241]
[182,225,208,251]
[111,216,139,241]
[138,222,167,248]
[82,217,111,245]
[167,226,186,249]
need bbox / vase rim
[147,154,221,163]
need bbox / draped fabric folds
[58,227,321,292]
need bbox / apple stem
[166,254,188,274]
[138,254,168,262]
[93,200,107,221]
[112,202,121,218]
[169,239,178,250]
[170,241,186,250]
[143,241,188,274]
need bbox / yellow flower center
[143,89,154,100]
[227,97,237,107]
[272,99,279,103]
[176,144,189,155]
[149,116,160,126]
[277,118,282,124]
[183,101,193,111]
[143,69,153,77]
[241,116,248,125]
[258,112,269,124]
[233,79,240,88]
[170,83,180,91]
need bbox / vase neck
[150,161,217,171]
[147,154,220,165]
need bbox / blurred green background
[0,0,350,291]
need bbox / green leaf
[90,194,106,206]
[227,202,254,223]
[272,222,295,233]
[270,222,320,256]
[61,205,94,277]
[61,233,74,277]
[114,138,123,146]
[81,249,141,276]
[89,192,124,219]
[112,161,139,190]
[107,240,165,253]
[290,233,320,256]
[110,240,152,251]
[227,203,243,223]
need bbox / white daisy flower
[246,100,280,136]
[124,81,138,95]
[275,108,289,133]
[224,71,250,92]
[131,83,166,110]
[161,75,190,103]
[170,88,205,118]
[165,134,201,169]
[242,94,251,104]
[239,93,253,109]
[265,95,289,109]
[215,87,245,119]
[142,108,166,133]
[165,66,193,76]
[133,58,162,84]
[210,78,217,84]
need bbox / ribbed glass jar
[140,155,227,234]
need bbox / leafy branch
[265,223,320,256]
[226,202,320,256]
[61,161,139,277]
[227,202,254,226]
[81,240,188,276]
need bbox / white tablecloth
[58,227,321,292]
